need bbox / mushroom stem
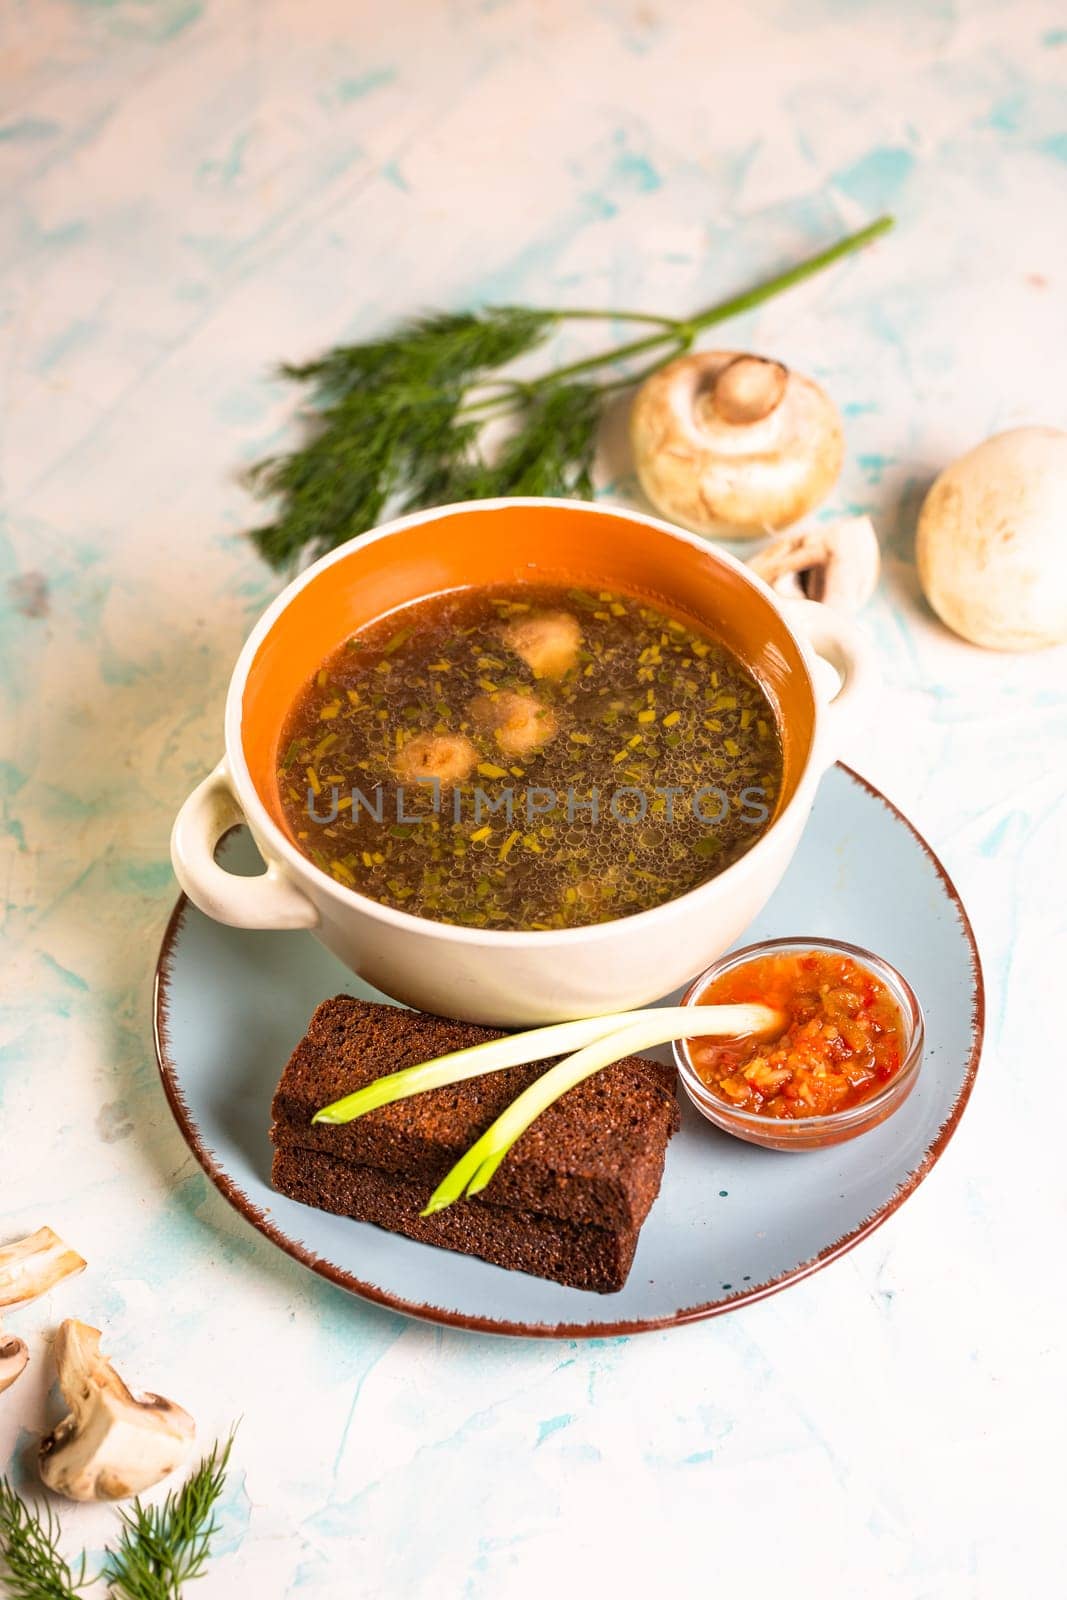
[0,1227,86,1311]
[39,1320,195,1502]
[708,356,788,425]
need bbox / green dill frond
[444,381,602,502]
[0,1437,238,1600]
[400,412,484,510]
[102,1433,235,1600]
[247,307,553,568]
[0,1478,92,1600]
[280,307,552,400]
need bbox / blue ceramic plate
[154,764,982,1338]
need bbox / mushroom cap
[393,732,477,788]
[39,1320,195,1502]
[916,427,1067,651]
[500,611,582,680]
[0,1331,29,1394]
[470,691,559,756]
[630,350,844,538]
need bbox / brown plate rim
[152,762,985,1340]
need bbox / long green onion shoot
[421,1003,782,1214]
[313,1009,673,1125]
[311,1000,784,1211]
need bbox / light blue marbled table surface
[1,2,1064,1596]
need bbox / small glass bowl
[672,937,925,1151]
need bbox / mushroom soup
[276,584,783,930]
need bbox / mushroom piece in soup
[500,610,582,680]
[469,690,559,756]
[277,584,783,929]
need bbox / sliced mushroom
[470,691,559,756]
[500,611,581,680]
[394,732,477,788]
[39,1320,195,1502]
[748,517,880,613]
[630,351,844,537]
[0,1331,29,1395]
[0,1226,86,1397]
[0,1227,86,1310]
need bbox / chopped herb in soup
[277,585,783,930]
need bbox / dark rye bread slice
[272,1146,641,1294]
[270,996,679,1233]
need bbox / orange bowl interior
[241,503,815,835]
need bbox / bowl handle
[170,761,319,930]
[783,598,874,769]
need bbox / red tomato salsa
[689,948,906,1120]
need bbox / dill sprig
[102,1434,235,1600]
[441,381,603,502]
[246,307,554,568]
[0,1436,235,1600]
[244,215,893,571]
[0,1480,91,1600]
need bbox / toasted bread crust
[272,1146,640,1294]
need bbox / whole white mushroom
[630,350,844,538]
[916,427,1067,651]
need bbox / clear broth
[277,583,783,930]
